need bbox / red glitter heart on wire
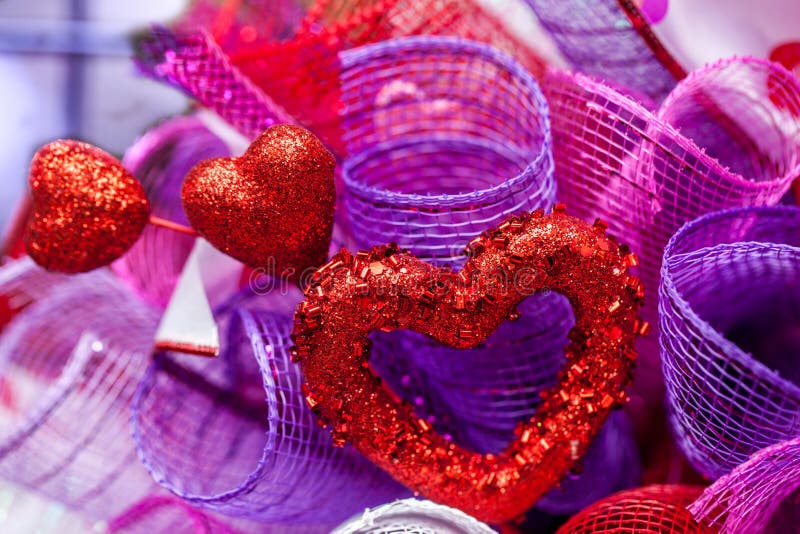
[26,140,150,273]
[182,124,336,279]
[291,208,645,523]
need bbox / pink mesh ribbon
[109,496,243,534]
[0,259,159,519]
[113,115,230,308]
[556,484,712,533]
[690,436,800,534]
[135,0,546,151]
[132,307,405,524]
[544,57,800,428]
[660,206,800,478]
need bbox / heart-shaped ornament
[182,124,336,280]
[26,140,150,273]
[292,209,645,523]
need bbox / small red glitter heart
[182,124,336,279]
[292,209,645,523]
[26,140,150,273]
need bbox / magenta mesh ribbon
[331,498,495,534]
[524,0,680,103]
[337,35,638,515]
[136,27,296,140]
[660,206,800,480]
[690,436,800,534]
[132,307,405,524]
[113,115,230,308]
[0,260,159,519]
[544,57,800,426]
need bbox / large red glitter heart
[26,140,150,273]
[181,124,336,279]
[291,209,645,523]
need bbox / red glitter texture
[25,140,150,273]
[291,209,644,523]
[182,124,336,279]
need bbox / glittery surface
[25,140,150,273]
[182,124,336,279]
[291,209,644,523]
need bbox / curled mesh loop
[337,35,637,514]
[136,0,545,150]
[132,308,404,523]
[113,115,230,308]
[0,261,159,519]
[108,496,243,534]
[556,484,712,533]
[331,498,495,534]
[690,436,800,534]
[544,57,800,423]
[523,0,678,102]
[660,206,800,478]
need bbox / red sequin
[291,209,644,523]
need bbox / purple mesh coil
[136,27,295,140]
[337,35,637,514]
[660,206,800,480]
[523,0,678,103]
[132,307,405,524]
[0,260,159,519]
[690,436,800,534]
[113,115,230,308]
[331,498,495,534]
[544,57,800,421]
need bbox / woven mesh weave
[544,57,800,426]
[136,0,546,151]
[0,260,159,519]
[132,307,405,524]
[556,484,711,533]
[113,115,230,308]
[660,206,800,479]
[690,436,800,534]
[523,0,679,103]
[331,498,495,534]
[337,35,638,515]
[108,496,243,534]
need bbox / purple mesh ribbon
[337,35,637,514]
[113,115,230,308]
[0,260,159,519]
[132,308,405,524]
[544,57,800,423]
[331,499,495,534]
[523,0,679,103]
[136,27,295,140]
[690,436,800,534]
[660,206,800,479]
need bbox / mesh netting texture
[690,435,800,534]
[523,0,680,103]
[544,56,800,428]
[0,260,159,519]
[331,498,495,534]
[132,306,405,525]
[113,115,231,308]
[108,496,242,534]
[336,35,639,515]
[660,206,800,480]
[135,0,546,152]
[557,484,712,533]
